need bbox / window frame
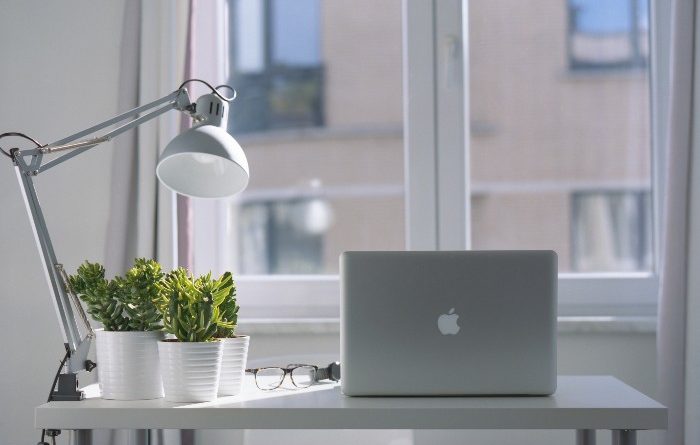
[196,0,664,320]
[228,0,325,134]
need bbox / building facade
[224,0,651,275]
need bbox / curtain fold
[189,0,231,276]
[102,1,189,443]
[104,0,144,274]
[657,0,700,444]
[102,0,187,445]
[177,0,196,272]
[105,0,188,272]
[103,1,228,443]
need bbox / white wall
[0,3,660,445]
[0,2,125,444]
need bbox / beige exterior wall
[468,0,650,272]
[243,133,403,189]
[469,0,650,184]
[240,132,404,272]
[321,0,403,127]
[236,0,650,274]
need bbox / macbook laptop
[340,250,557,396]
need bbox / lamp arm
[12,161,90,375]
[8,88,193,384]
[17,88,193,174]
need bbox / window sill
[236,123,402,145]
[238,316,657,336]
[238,318,341,335]
[557,316,656,333]
[560,67,647,81]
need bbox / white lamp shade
[156,125,249,198]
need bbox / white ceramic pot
[158,340,223,402]
[217,336,250,396]
[95,329,164,400]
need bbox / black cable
[47,349,70,402]
[0,132,44,159]
[38,349,70,445]
[215,84,237,101]
[177,78,237,102]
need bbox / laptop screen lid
[340,250,557,396]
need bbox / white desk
[36,376,666,445]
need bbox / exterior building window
[229,0,324,134]
[238,198,334,274]
[567,0,649,70]
[571,191,652,272]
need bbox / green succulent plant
[68,258,163,331]
[155,268,235,342]
[205,272,239,338]
[69,261,129,331]
[118,258,163,331]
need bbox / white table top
[35,376,667,430]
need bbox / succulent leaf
[155,268,239,341]
[68,259,164,332]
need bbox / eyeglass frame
[246,364,319,390]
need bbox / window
[238,198,327,274]
[572,191,652,272]
[229,0,324,133]
[195,0,660,319]
[568,0,649,69]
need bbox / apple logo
[437,308,460,335]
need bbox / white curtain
[101,1,189,444]
[188,0,232,277]
[657,0,700,444]
[104,1,232,443]
[179,1,237,443]
[105,0,188,273]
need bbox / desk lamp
[0,79,249,402]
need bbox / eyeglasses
[246,364,318,390]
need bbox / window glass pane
[234,0,264,73]
[572,191,652,272]
[469,0,652,273]
[221,0,404,275]
[238,199,325,274]
[272,0,321,66]
[572,0,631,34]
[568,0,648,68]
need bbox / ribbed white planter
[95,329,164,400]
[158,340,223,402]
[217,336,250,396]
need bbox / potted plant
[211,272,249,397]
[154,268,232,402]
[68,258,164,400]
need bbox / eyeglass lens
[255,367,285,390]
[290,365,316,388]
